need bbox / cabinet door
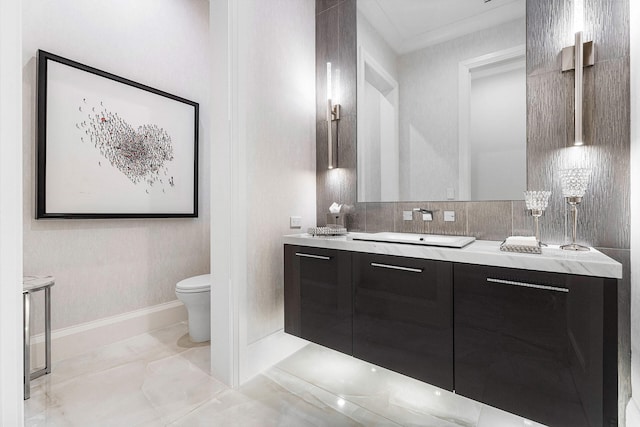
[284,245,352,355]
[454,263,617,427]
[353,253,453,390]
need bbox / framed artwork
[36,50,199,219]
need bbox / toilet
[175,274,211,342]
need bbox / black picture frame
[36,50,199,219]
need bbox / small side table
[23,275,54,400]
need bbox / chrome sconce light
[561,0,594,146]
[327,62,340,169]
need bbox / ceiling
[357,0,526,54]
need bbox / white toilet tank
[175,274,211,342]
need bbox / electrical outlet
[290,216,302,228]
[403,211,413,221]
[444,211,455,222]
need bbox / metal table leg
[22,276,55,400]
[23,291,31,400]
[45,286,51,375]
[30,287,52,381]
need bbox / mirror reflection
[357,0,526,202]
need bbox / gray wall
[316,0,631,423]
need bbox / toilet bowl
[175,274,211,342]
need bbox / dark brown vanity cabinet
[283,244,618,427]
[352,253,453,390]
[284,245,352,354]
[454,263,618,427]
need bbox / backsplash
[344,201,531,242]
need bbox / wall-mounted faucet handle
[413,208,433,221]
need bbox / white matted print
[37,50,198,218]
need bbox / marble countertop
[283,233,622,279]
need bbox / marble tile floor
[25,323,546,426]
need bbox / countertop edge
[283,233,623,280]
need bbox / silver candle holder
[559,168,591,251]
[524,190,551,245]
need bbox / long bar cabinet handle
[486,278,569,293]
[295,252,331,260]
[370,262,423,273]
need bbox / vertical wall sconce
[327,62,341,169]
[561,0,594,146]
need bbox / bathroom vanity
[283,233,621,427]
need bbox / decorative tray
[499,240,542,254]
[308,226,348,237]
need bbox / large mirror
[357,0,526,202]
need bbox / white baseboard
[29,300,187,367]
[241,329,308,384]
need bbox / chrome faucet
[413,208,433,221]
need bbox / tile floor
[25,323,546,426]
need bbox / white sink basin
[350,232,475,248]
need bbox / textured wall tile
[337,115,357,173]
[364,202,395,232]
[466,201,512,241]
[545,59,630,249]
[317,0,341,15]
[527,72,569,245]
[425,202,468,236]
[346,202,365,232]
[338,0,357,116]
[394,202,468,236]
[317,166,357,227]
[316,4,340,122]
[316,121,332,226]
[527,72,570,177]
[585,0,630,63]
[394,202,422,234]
[575,64,596,146]
[596,247,631,426]
[511,200,535,237]
[527,0,572,75]
[590,58,630,248]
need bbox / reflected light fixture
[561,0,594,146]
[327,62,341,169]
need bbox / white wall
[239,0,316,346]
[210,0,316,385]
[22,0,211,332]
[469,65,526,200]
[357,11,399,82]
[0,0,24,424]
[628,0,640,423]
[362,82,383,201]
[357,9,399,203]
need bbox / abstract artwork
[36,50,198,219]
